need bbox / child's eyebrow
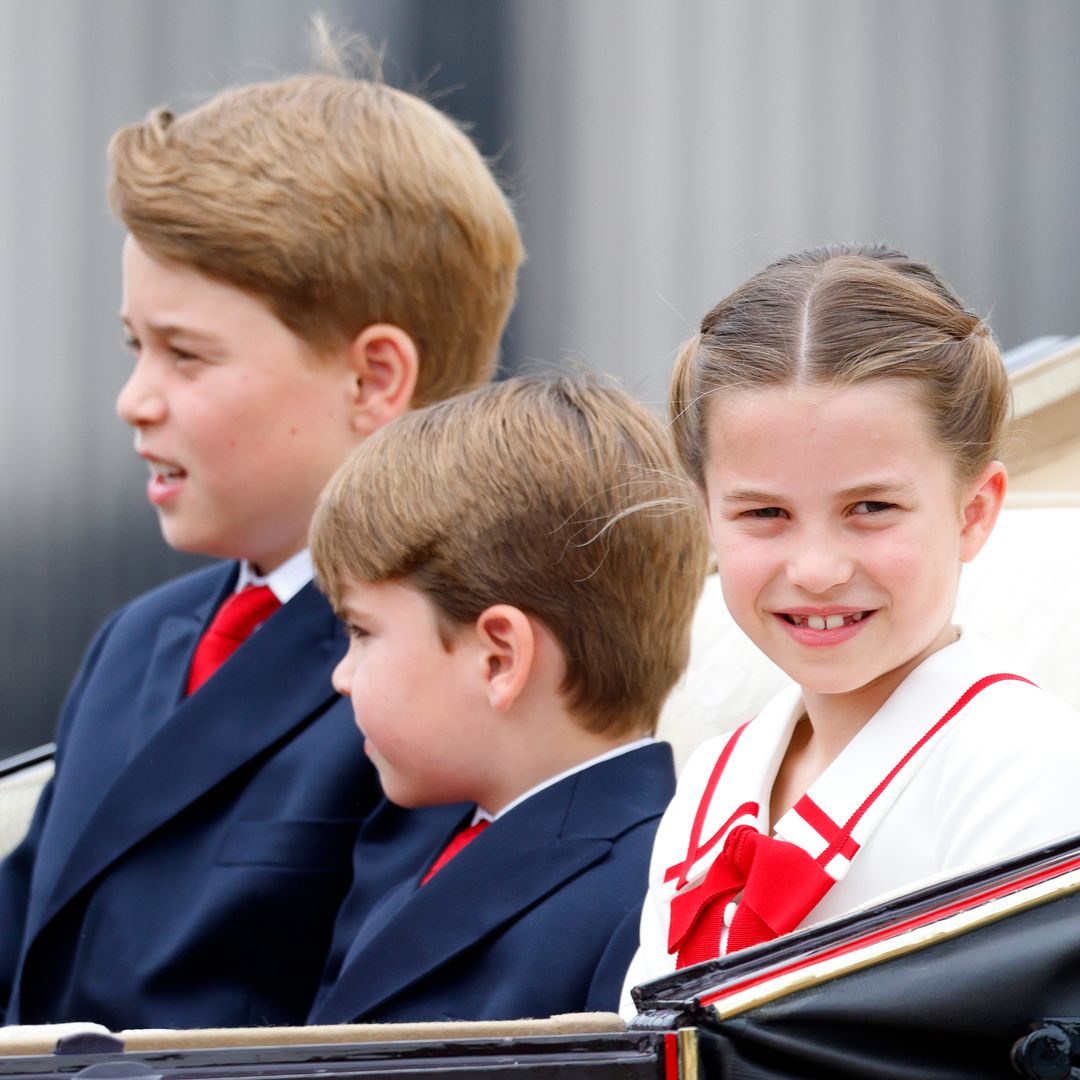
[722,489,784,504]
[722,481,918,504]
[837,481,918,501]
[335,604,369,624]
[119,314,220,344]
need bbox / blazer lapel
[37,581,346,933]
[316,742,674,1021]
[125,583,229,753]
[319,829,612,1021]
[22,571,230,937]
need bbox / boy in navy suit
[0,70,522,1029]
[306,374,709,1023]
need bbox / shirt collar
[235,549,314,605]
[473,736,657,824]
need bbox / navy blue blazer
[0,561,405,1029]
[308,741,676,1024]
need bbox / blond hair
[311,375,710,736]
[671,244,1009,486]
[108,75,523,405]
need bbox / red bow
[668,824,834,967]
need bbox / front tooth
[807,615,826,630]
[825,614,845,630]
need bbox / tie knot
[211,585,281,642]
[421,819,490,885]
[186,585,282,695]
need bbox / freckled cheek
[878,546,959,647]
[186,403,249,458]
[207,417,294,465]
[868,538,937,597]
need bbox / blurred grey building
[2,0,1078,755]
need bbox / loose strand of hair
[307,13,385,83]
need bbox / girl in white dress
[625,244,1080,998]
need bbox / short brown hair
[311,375,710,736]
[108,75,523,405]
[672,244,1010,486]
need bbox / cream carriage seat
[0,751,53,859]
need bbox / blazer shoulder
[119,561,237,621]
[562,742,676,843]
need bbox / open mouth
[143,457,189,506]
[781,611,871,630]
[149,460,187,481]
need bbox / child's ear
[474,605,535,713]
[959,460,1008,563]
[347,324,420,436]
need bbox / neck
[802,620,960,750]
[799,689,883,762]
[770,622,961,827]
[482,715,646,815]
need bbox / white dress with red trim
[621,629,1080,1009]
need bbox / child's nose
[115,361,166,426]
[785,536,855,595]
[330,654,353,697]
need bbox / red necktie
[668,824,834,967]
[186,585,281,695]
[421,820,490,885]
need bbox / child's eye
[851,500,895,515]
[345,624,369,641]
[123,336,141,354]
[170,346,200,363]
[744,506,788,520]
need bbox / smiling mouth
[148,460,187,481]
[781,612,870,630]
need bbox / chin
[377,779,428,810]
[803,680,869,698]
[159,526,209,555]
[375,768,425,812]
[785,664,870,698]
[160,523,245,562]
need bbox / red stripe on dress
[794,795,860,863]
[665,721,753,889]
[664,801,759,886]
[816,673,1033,868]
